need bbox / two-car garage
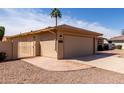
[7,24,102,60]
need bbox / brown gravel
[1,60,124,84]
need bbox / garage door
[40,40,57,58]
[64,35,93,58]
[18,42,36,58]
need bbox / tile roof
[110,35,124,41]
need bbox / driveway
[71,50,124,74]
[22,50,124,74]
[22,57,92,71]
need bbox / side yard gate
[0,41,37,60]
[18,42,36,58]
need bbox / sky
[0,8,123,38]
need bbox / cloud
[0,8,120,38]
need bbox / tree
[0,26,5,41]
[50,8,62,26]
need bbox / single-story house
[110,35,124,49]
[6,24,102,59]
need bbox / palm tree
[0,26,5,41]
[50,8,62,26]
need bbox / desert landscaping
[1,50,124,84]
[1,8,124,84]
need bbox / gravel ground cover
[0,60,124,83]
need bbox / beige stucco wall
[95,38,98,53]
[12,41,18,59]
[0,41,13,60]
[57,32,64,59]
[39,32,57,58]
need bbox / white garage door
[18,42,35,58]
[64,35,94,58]
[40,40,57,58]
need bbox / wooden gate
[18,41,36,58]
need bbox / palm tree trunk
[56,16,57,27]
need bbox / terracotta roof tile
[110,35,124,41]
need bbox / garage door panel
[40,40,57,58]
[64,35,93,58]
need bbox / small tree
[0,26,5,41]
[121,29,124,35]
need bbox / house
[97,37,113,50]
[97,37,108,47]
[2,36,10,42]
[110,35,124,49]
[6,24,102,60]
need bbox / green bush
[0,26,5,41]
[0,52,7,61]
[115,45,122,49]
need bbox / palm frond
[50,8,62,18]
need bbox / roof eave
[8,28,56,39]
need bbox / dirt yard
[1,60,124,83]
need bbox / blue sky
[43,8,124,29]
[0,8,123,38]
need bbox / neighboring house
[2,36,10,42]
[97,37,111,50]
[5,24,102,60]
[110,35,124,49]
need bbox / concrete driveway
[71,53,124,74]
[22,50,124,74]
[22,57,92,71]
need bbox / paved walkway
[22,57,92,71]
[71,54,124,74]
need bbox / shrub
[115,45,122,49]
[0,52,6,61]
